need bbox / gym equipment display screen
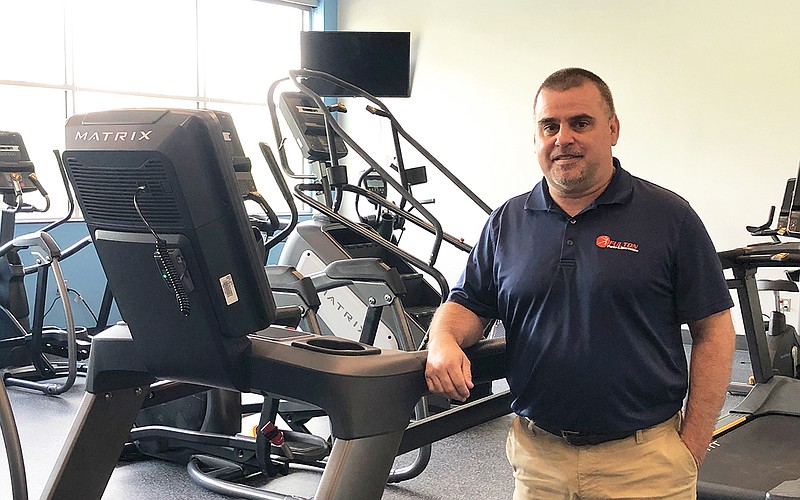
[300,31,411,98]
[778,178,796,233]
[788,162,800,237]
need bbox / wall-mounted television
[300,31,411,98]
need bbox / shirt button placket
[562,218,577,259]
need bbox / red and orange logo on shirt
[596,235,639,253]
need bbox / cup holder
[291,336,381,356]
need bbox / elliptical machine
[116,108,437,498]
[0,131,85,396]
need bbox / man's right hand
[425,336,474,402]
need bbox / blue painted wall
[16,221,117,331]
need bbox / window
[0,0,310,220]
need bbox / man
[425,68,736,499]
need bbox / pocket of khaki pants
[676,434,699,475]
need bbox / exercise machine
[267,69,494,349]
[727,179,800,396]
[0,131,89,395]
[258,69,498,483]
[698,173,800,498]
[15,108,510,500]
[697,242,800,499]
[0,230,76,499]
[114,109,434,495]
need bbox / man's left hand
[680,431,706,466]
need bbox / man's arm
[682,309,736,465]
[424,301,488,402]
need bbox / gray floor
[0,377,515,500]
[0,348,750,500]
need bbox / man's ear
[610,114,620,146]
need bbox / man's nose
[555,127,574,146]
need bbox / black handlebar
[0,230,61,261]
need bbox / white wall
[337,0,800,258]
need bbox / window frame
[0,0,314,221]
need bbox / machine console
[787,161,800,237]
[278,91,348,162]
[0,131,38,195]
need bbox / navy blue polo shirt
[449,159,733,434]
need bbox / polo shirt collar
[523,157,633,212]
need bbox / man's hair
[534,68,615,116]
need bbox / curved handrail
[342,184,472,253]
[258,142,299,252]
[292,69,492,215]
[288,69,448,267]
[41,150,76,233]
[293,183,450,301]
[2,231,78,396]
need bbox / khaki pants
[505,413,697,500]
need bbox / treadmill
[698,193,800,499]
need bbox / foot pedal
[282,430,330,462]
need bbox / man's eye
[574,121,590,130]
[542,124,559,134]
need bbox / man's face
[533,83,620,197]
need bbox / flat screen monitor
[300,31,411,98]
